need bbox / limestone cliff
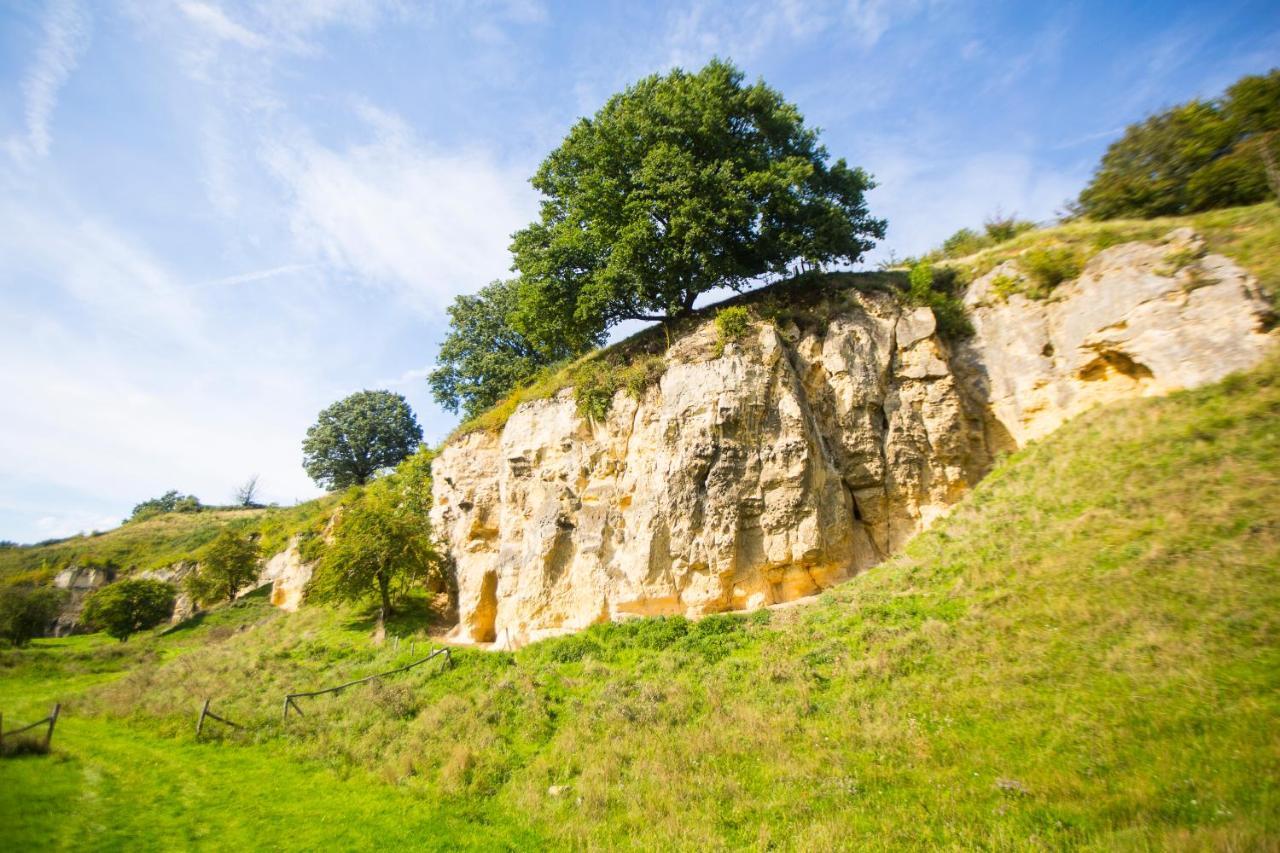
[431,230,1274,647]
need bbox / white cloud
[178,1,267,48]
[266,107,537,313]
[7,0,90,164]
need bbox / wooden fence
[282,647,452,720]
[0,704,61,753]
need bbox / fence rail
[195,699,243,738]
[0,703,61,752]
[282,647,452,720]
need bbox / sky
[1,0,1277,543]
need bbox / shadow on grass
[340,592,457,639]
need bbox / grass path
[0,716,537,851]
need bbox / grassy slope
[2,355,1277,849]
[0,494,341,583]
[932,201,1280,304]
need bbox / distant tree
[82,579,175,642]
[302,390,423,490]
[1076,69,1280,219]
[234,475,261,508]
[0,585,65,647]
[429,279,591,420]
[186,529,262,606]
[129,490,203,523]
[509,58,886,345]
[308,453,439,624]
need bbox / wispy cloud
[7,0,90,164]
[265,104,536,313]
[177,1,266,48]
[194,264,314,289]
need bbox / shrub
[713,306,752,356]
[572,360,620,422]
[82,579,176,642]
[1021,246,1083,292]
[906,262,973,338]
[941,227,986,258]
[0,585,65,646]
[129,490,203,523]
[186,529,262,606]
[983,214,1036,243]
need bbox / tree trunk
[377,573,392,623]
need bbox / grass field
[2,355,1278,849]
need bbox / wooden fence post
[196,699,211,737]
[45,704,60,749]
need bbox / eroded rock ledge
[432,230,1275,647]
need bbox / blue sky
[1,0,1277,543]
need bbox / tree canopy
[129,490,203,523]
[187,528,262,606]
[302,390,423,490]
[0,585,65,646]
[307,450,440,624]
[510,59,885,340]
[82,579,175,642]
[1076,69,1280,219]
[429,279,589,419]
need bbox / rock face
[432,231,1275,647]
[51,564,117,636]
[256,537,314,612]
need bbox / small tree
[234,475,261,508]
[81,579,175,642]
[0,585,65,646]
[302,390,423,490]
[308,460,439,624]
[187,529,262,606]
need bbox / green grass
[0,495,342,583]
[3,356,1278,849]
[933,201,1280,305]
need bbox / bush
[906,262,973,338]
[983,214,1036,243]
[572,360,620,422]
[186,529,262,606]
[0,585,65,646]
[82,579,175,642]
[1021,246,1083,292]
[713,306,752,355]
[129,490,203,523]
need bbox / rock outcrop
[51,564,117,636]
[256,537,313,612]
[432,231,1274,647]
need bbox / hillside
[3,354,1277,849]
[0,496,340,585]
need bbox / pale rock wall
[432,230,1275,647]
[256,537,313,612]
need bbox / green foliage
[81,579,175,642]
[572,360,621,422]
[186,529,261,606]
[712,305,751,355]
[1077,69,1280,219]
[1020,245,1083,292]
[302,390,423,490]
[429,279,592,420]
[572,353,670,421]
[906,262,972,338]
[0,585,65,646]
[982,212,1037,242]
[989,273,1019,301]
[509,58,885,343]
[129,490,203,523]
[308,455,440,622]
